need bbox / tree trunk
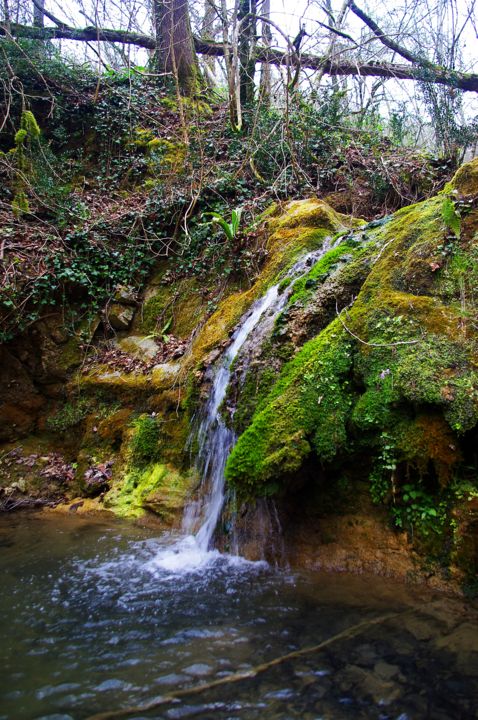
[32,0,44,28]
[153,0,201,95]
[259,0,272,105]
[238,0,257,109]
[201,0,216,85]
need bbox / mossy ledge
[190,199,362,365]
[225,158,478,584]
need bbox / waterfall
[149,243,331,572]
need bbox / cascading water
[150,243,332,572]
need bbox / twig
[336,300,420,347]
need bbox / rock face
[0,314,86,441]
[224,158,478,586]
[1,159,477,589]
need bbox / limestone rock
[118,335,159,360]
[106,304,135,330]
[113,285,138,306]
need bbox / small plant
[441,196,461,238]
[46,397,92,433]
[160,316,172,343]
[203,207,242,242]
[369,432,397,503]
[392,483,444,536]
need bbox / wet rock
[155,673,190,685]
[435,622,478,675]
[400,615,436,641]
[373,660,403,681]
[349,643,378,666]
[95,678,131,692]
[106,304,135,331]
[182,663,213,677]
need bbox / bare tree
[258,0,271,103]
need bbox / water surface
[0,514,477,720]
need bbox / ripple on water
[182,663,214,677]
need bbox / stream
[1,514,477,720]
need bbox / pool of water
[0,513,477,720]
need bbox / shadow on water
[0,514,477,720]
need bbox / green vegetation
[128,415,162,466]
[46,398,93,433]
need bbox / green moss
[225,320,354,496]
[58,335,83,371]
[231,366,279,435]
[287,240,360,306]
[448,156,478,196]
[191,199,359,365]
[109,462,190,520]
[128,414,161,466]
[14,128,27,146]
[21,110,41,139]
[140,277,207,337]
[46,397,92,433]
[77,367,151,397]
[12,191,29,217]
[151,139,187,170]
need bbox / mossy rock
[190,199,360,365]
[139,276,209,338]
[226,320,354,497]
[449,156,478,197]
[76,367,150,397]
[226,159,478,533]
[105,462,194,522]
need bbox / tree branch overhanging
[1,21,478,93]
[349,1,428,66]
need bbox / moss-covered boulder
[190,199,361,364]
[225,158,478,581]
